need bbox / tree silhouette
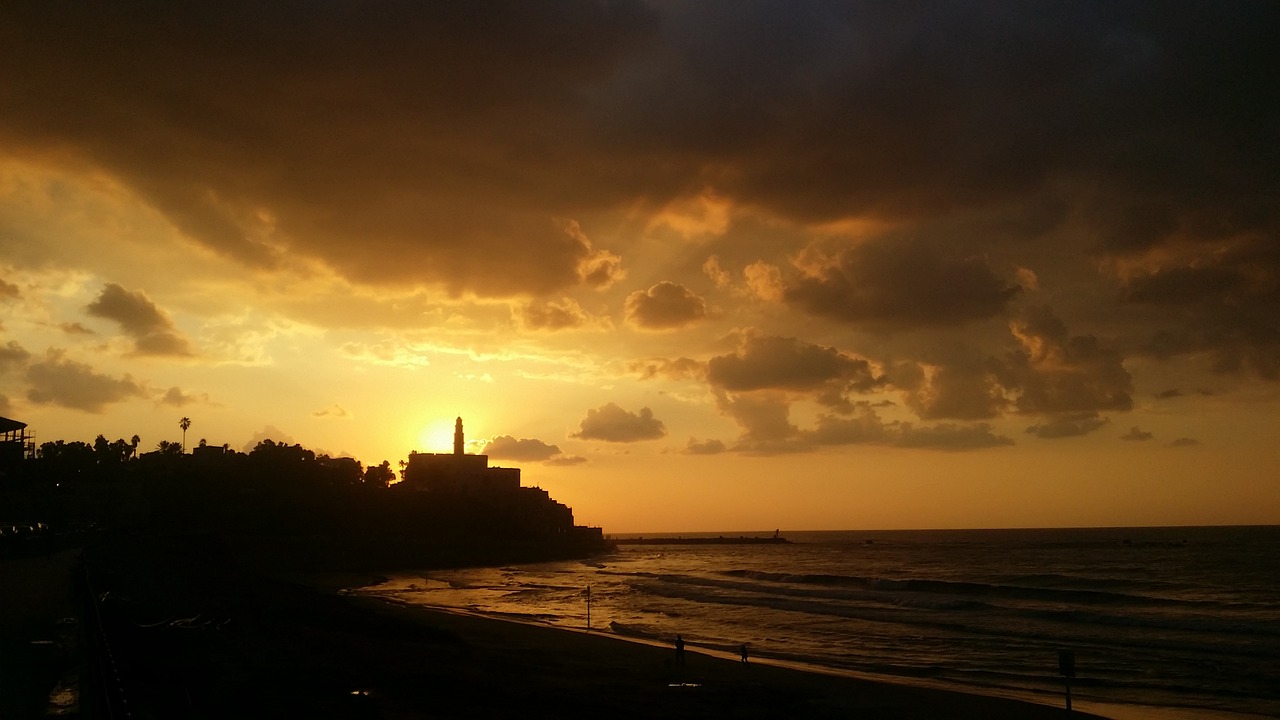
[179,417,191,453]
[130,434,140,460]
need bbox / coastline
[5,543,1262,719]
[339,581,1273,720]
[334,586,1112,719]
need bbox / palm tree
[179,417,191,453]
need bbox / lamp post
[1059,649,1075,713]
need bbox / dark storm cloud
[624,282,707,330]
[1124,240,1280,380]
[25,350,147,412]
[571,403,666,442]
[0,2,657,296]
[707,333,879,394]
[85,283,192,357]
[2,1,1276,323]
[782,237,1020,330]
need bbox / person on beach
[740,643,749,664]
[675,634,685,665]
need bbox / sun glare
[418,421,456,454]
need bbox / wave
[718,569,1272,612]
[628,573,1280,650]
[607,621,666,641]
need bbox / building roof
[0,416,27,433]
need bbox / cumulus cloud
[1025,413,1109,439]
[482,435,564,462]
[893,422,1014,451]
[743,262,785,302]
[546,454,588,466]
[629,357,704,382]
[242,426,296,453]
[1122,239,1280,381]
[806,407,890,446]
[1004,306,1133,414]
[685,438,727,455]
[85,283,193,356]
[892,357,1007,420]
[312,404,351,419]
[624,282,708,330]
[0,341,30,372]
[571,403,667,442]
[517,298,599,331]
[1121,426,1153,441]
[0,278,19,299]
[713,391,802,454]
[703,255,732,289]
[707,332,879,394]
[159,386,205,408]
[782,237,1019,330]
[25,350,146,412]
[720,401,1012,454]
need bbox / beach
[3,538,1112,719]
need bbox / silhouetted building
[401,417,520,494]
[399,418,605,546]
[0,415,34,473]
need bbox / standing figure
[675,634,685,665]
[740,643,749,664]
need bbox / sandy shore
[336,593,1111,719]
[5,540,1115,719]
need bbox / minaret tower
[454,416,464,455]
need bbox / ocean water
[350,526,1280,719]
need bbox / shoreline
[6,543,1266,719]
[341,584,1272,720]
[334,584,1112,719]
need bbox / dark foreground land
[2,537,1108,719]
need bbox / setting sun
[417,420,458,455]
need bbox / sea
[348,526,1280,720]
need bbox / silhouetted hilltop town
[0,414,608,570]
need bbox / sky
[1,2,1278,532]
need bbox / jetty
[613,535,791,546]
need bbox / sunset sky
[2,2,1277,532]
